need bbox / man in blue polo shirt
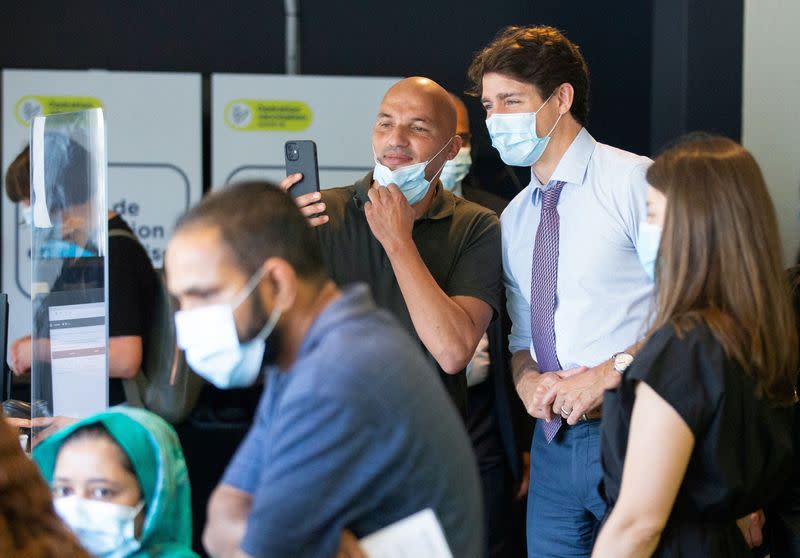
[165,181,481,558]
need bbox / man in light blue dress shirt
[468,26,654,557]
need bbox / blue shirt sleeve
[626,162,652,253]
[240,393,378,558]
[220,384,274,494]
[501,209,533,355]
[220,421,264,495]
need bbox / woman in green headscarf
[33,407,198,558]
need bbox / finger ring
[581,413,589,422]
[561,406,572,416]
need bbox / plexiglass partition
[29,108,108,426]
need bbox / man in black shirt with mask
[283,76,502,420]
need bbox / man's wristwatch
[612,352,634,374]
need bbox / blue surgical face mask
[637,221,662,281]
[485,93,562,167]
[54,496,144,558]
[19,204,33,226]
[174,266,282,389]
[36,239,94,259]
[440,147,472,195]
[35,215,96,258]
[372,137,454,205]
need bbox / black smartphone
[284,140,321,198]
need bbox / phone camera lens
[286,143,300,161]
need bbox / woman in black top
[106,213,159,405]
[593,134,798,557]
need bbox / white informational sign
[49,302,107,417]
[2,69,202,346]
[211,73,400,190]
[359,509,454,558]
[742,0,800,265]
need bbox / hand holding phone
[282,140,328,227]
[284,140,320,198]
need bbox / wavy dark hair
[467,25,590,125]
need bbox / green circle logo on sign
[16,97,43,124]
[226,102,253,128]
[224,99,313,132]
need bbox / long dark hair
[647,134,798,406]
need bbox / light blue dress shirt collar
[529,127,597,204]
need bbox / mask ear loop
[534,89,556,114]
[235,263,283,342]
[544,111,563,139]
[425,136,456,184]
[231,264,271,310]
[254,306,282,342]
[119,499,146,544]
[533,88,562,140]
[131,500,146,522]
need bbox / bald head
[373,77,462,176]
[383,77,457,134]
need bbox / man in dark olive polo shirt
[284,76,501,418]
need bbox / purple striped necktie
[530,180,565,443]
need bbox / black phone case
[284,140,321,198]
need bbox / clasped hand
[523,366,605,425]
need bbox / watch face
[614,352,634,371]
